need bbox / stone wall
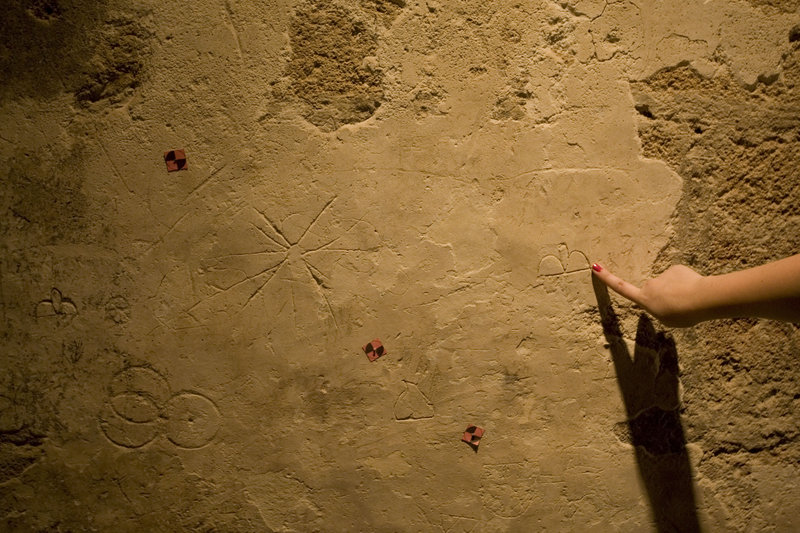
[1,0,798,530]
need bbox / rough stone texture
[632,36,800,532]
[283,0,390,131]
[0,1,152,106]
[0,0,798,531]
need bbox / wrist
[691,272,754,321]
[686,274,721,322]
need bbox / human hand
[592,263,708,327]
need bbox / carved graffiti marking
[61,340,83,364]
[163,393,222,449]
[99,367,221,450]
[537,246,590,277]
[189,198,380,331]
[393,381,434,421]
[35,288,77,321]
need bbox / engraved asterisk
[187,197,380,332]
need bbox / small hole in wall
[635,104,654,119]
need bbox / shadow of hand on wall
[593,276,701,533]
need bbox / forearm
[695,254,800,322]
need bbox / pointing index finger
[592,263,645,306]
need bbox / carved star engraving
[187,197,380,332]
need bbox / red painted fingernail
[592,263,602,272]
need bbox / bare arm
[591,254,800,327]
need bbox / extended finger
[591,263,645,306]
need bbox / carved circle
[110,393,160,423]
[99,403,159,448]
[109,367,171,405]
[99,367,221,450]
[163,393,221,449]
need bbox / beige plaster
[1,0,798,531]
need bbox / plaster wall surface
[0,0,798,531]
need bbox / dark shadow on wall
[593,276,702,533]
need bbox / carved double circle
[99,367,221,450]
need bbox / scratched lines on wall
[186,196,381,334]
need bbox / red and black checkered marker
[462,425,485,449]
[164,149,187,171]
[362,339,385,362]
